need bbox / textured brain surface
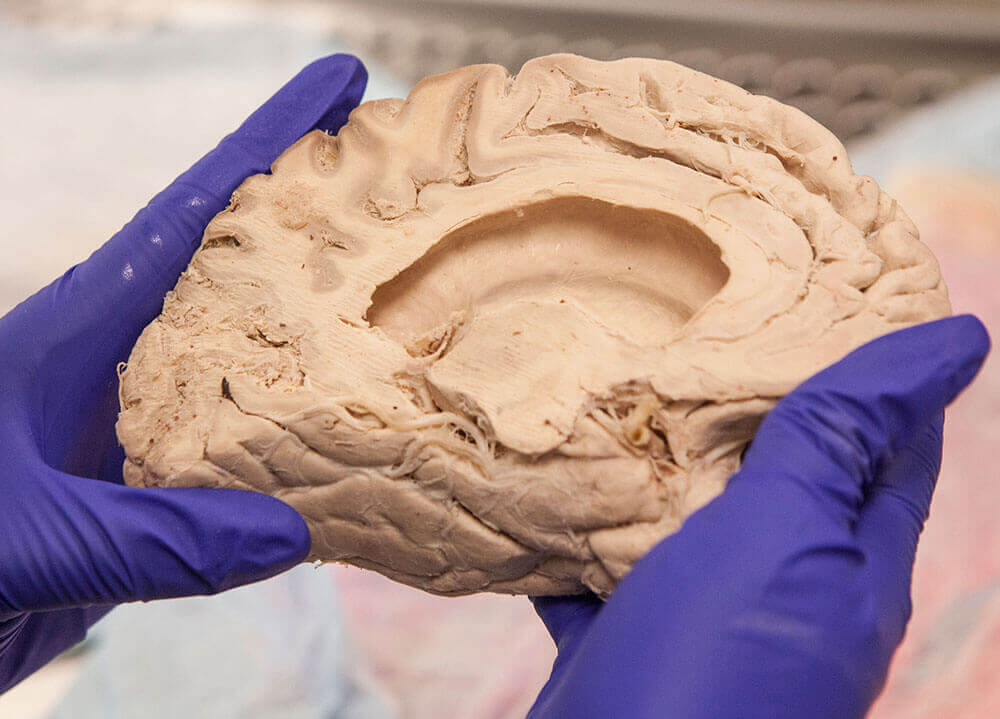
[117,54,949,596]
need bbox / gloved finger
[733,315,989,528]
[5,54,367,380]
[530,594,603,649]
[854,417,944,641]
[1,469,309,612]
[0,605,111,694]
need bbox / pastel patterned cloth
[48,567,390,719]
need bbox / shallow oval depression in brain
[366,196,731,348]
[117,54,950,597]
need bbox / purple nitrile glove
[0,54,367,693]
[530,315,990,718]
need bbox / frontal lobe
[117,54,948,596]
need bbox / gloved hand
[0,54,367,693]
[530,315,990,718]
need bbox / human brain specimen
[117,54,949,596]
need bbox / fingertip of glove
[221,490,312,579]
[172,488,311,594]
[915,314,990,401]
[943,313,991,361]
[299,53,367,84]
[297,53,366,94]
[264,495,312,564]
[273,53,367,138]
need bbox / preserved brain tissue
[117,54,949,596]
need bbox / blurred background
[2,1,999,717]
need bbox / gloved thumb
[734,314,990,527]
[3,469,310,612]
